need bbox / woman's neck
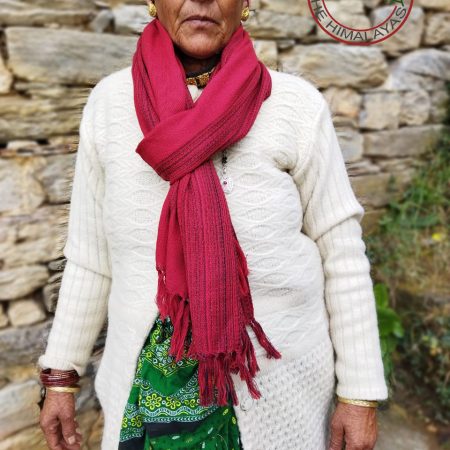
[175,46,221,76]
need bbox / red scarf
[132,18,282,407]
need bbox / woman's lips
[184,17,217,27]
[186,19,216,27]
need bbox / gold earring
[148,2,157,17]
[241,6,250,21]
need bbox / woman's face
[148,0,248,59]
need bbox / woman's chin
[178,39,221,60]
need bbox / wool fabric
[132,19,281,408]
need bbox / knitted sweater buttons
[240,395,254,412]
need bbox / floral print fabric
[118,313,243,449]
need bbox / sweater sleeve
[38,91,112,377]
[292,97,388,401]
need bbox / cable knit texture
[38,65,388,450]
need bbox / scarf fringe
[156,255,282,407]
[156,266,190,361]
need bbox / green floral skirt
[118,313,243,450]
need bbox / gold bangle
[337,396,379,408]
[46,385,81,394]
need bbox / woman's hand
[39,389,82,450]
[328,402,378,450]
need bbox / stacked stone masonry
[0,0,449,448]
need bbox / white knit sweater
[38,65,388,449]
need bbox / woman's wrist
[37,368,81,409]
[336,395,379,408]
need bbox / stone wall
[0,1,449,448]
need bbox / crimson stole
[132,18,282,407]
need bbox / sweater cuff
[37,354,87,377]
[336,381,389,401]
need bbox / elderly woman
[38,0,388,449]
